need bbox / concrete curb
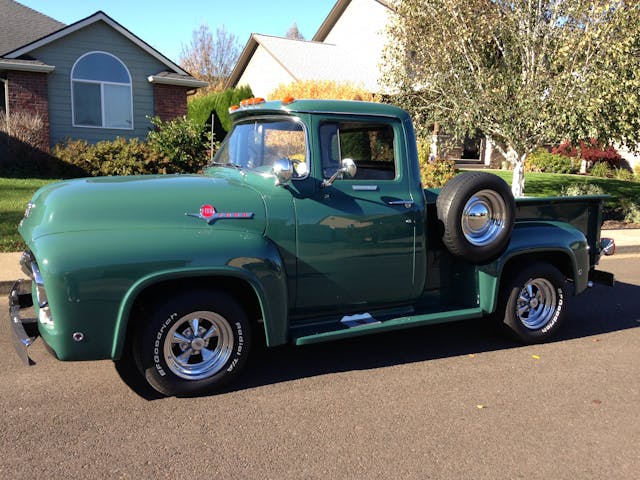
[1,281,18,296]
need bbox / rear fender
[478,221,590,314]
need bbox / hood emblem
[186,204,254,224]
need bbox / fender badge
[186,204,254,224]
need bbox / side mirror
[600,237,615,256]
[273,158,293,186]
[322,158,357,187]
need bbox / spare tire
[436,171,515,263]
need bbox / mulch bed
[602,220,640,230]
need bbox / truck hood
[19,174,267,241]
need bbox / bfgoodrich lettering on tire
[497,262,567,344]
[134,289,251,397]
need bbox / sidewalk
[2,229,639,295]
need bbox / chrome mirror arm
[322,158,357,188]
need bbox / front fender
[479,221,590,314]
[28,229,288,361]
[112,233,289,358]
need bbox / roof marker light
[282,96,295,105]
[239,97,265,107]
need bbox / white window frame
[70,51,134,130]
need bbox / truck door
[293,117,420,314]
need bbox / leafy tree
[383,0,640,196]
[286,22,305,40]
[179,24,240,93]
[187,85,254,132]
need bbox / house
[226,0,393,98]
[0,0,206,154]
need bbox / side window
[320,121,396,180]
[71,51,133,129]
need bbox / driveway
[1,255,638,479]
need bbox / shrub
[553,139,626,169]
[613,167,635,181]
[52,116,213,177]
[623,200,640,224]
[580,140,625,167]
[589,161,613,178]
[53,137,160,177]
[0,111,63,177]
[526,148,579,174]
[417,138,457,187]
[0,110,43,146]
[187,85,253,133]
[51,139,92,175]
[559,183,605,197]
[147,116,214,174]
[268,80,379,102]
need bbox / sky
[17,0,338,64]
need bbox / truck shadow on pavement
[117,281,640,400]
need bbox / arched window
[71,51,133,129]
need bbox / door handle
[387,200,414,208]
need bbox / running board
[292,307,484,346]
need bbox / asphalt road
[1,255,639,479]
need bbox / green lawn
[481,169,639,220]
[484,169,639,200]
[0,178,57,252]
[0,172,637,252]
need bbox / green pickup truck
[10,99,615,396]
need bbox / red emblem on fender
[200,204,216,219]
[186,204,254,224]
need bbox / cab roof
[229,98,411,122]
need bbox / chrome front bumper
[8,279,39,365]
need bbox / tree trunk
[483,136,493,166]
[430,122,440,161]
[511,150,526,197]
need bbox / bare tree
[285,22,305,40]
[180,24,240,93]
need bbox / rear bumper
[8,280,39,365]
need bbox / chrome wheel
[163,311,234,380]
[516,278,558,330]
[461,189,508,247]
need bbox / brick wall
[7,70,50,152]
[153,84,190,121]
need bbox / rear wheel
[497,262,567,343]
[133,289,251,397]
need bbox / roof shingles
[0,0,65,56]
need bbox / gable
[236,43,296,98]
[228,0,394,95]
[28,20,175,146]
[4,11,188,76]
[319,0,391,50]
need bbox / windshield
[211,118,308,177]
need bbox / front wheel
[497,262,567,344]
[133,289,251,397]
